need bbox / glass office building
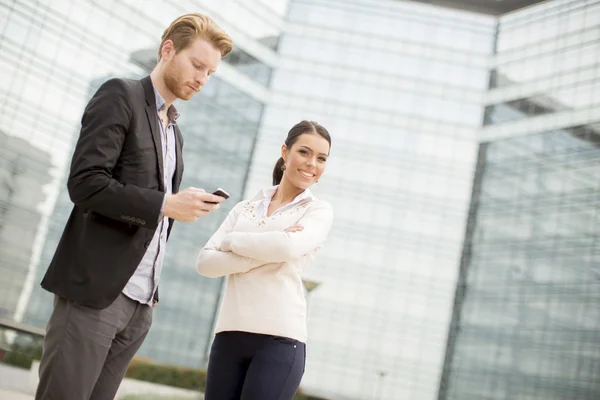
[2,0,599,399]
[0,0,276,367]
[440,1,600,399]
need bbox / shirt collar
[252,185,316,203]
[153,85,180,123]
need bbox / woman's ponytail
[272,157,285,185]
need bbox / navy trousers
[204,330,306,400]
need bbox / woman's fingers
[284,224,304,233]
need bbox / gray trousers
[35,293,152,400]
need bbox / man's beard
[164,62,196,101]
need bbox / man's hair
[158,13,233,60]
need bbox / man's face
[162,38,222,101]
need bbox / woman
[197,120,334,400]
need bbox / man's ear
[160,39,176,61]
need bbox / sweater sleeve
[196,202,267,278]
[223,201,334,263]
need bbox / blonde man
[35,14,232,400]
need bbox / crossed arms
[196,201,333,278]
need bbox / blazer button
[144,240,151,249]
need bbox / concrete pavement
[0,362,202,400]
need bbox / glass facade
[441,1,600,399]
[243,0,495,398]
[484,0,600,128]
[0,131,52,320]
[0,0,274,367]
[441,125,600,400]
[2,0,599,399]
[227,45,274,86]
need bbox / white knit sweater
[196,191,334,342]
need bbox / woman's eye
[300,150,309,155]
[319,157,327,162]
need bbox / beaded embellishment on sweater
[242,200,310,226]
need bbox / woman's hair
[158,13,233,59]
[272,120,331,186]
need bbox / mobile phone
[211,188,230,200]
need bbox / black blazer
[41,76,184,309]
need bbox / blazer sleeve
[197,202,267,278]
[67,78,164,229]
[222,201,334,263]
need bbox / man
[35,13,233,400]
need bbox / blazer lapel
[142,76,164,191]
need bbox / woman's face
[282,132,330,190]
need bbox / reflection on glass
[441,126,600,400]
[0,132,52,321]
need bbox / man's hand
[163,187,225,222]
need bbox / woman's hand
[285,224,304,233]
